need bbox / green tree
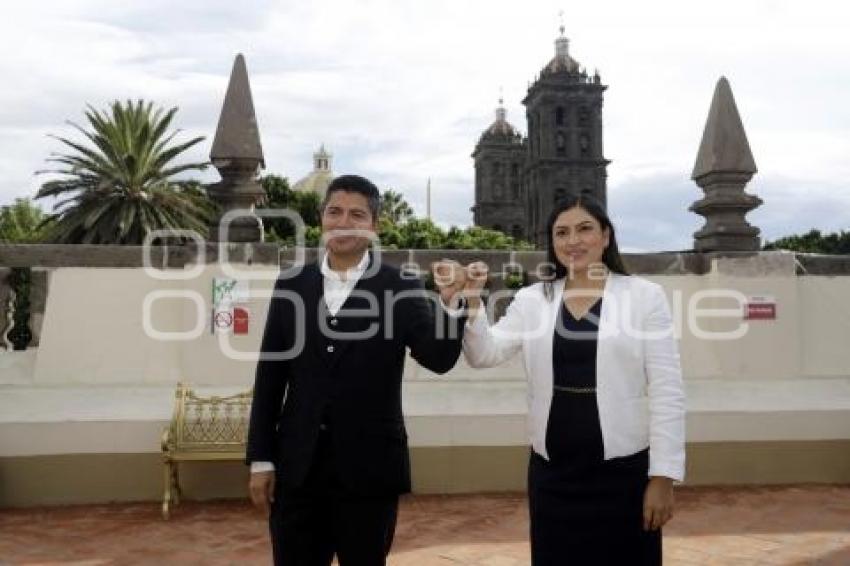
[0,198,51,243]
[380,189,413,224]
[304,225,322,247]
[396,218,446,249]
[460,225,533,250]
[258,174,294,242]
[377,216,404,249]
[258,174,322,244]
[260,174,293,208]
[764,229,850,254]
[376,216,533,250]
[294,191,322,228]
[35,99,212,244]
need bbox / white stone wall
[23,259,850,387]
[2,256,850,457]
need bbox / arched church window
[511,163,519,177]
[578,107,589,126]
[512,225,522,239]
[555,107,565,126]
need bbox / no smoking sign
[214,310,234,328]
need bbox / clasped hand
[430,261,490,313]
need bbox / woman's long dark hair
[542,195,629,300]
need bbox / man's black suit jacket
[247,256,466,496]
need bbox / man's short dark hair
[322,175,381,221]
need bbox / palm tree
[36,100,213,244]
[380,189,414,224]
[0,198,51,243]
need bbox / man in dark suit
[247,175,467,565]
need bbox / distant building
[473,27,610,246]
[471,99,526,241]
[293,144,334,198]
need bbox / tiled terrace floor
[2,485,849,565]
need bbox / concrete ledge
[411,446,529,493]
[417,440,850,491]
[6,245,849,275]
[2,378,850,456]
[685,440,850,485]
[0,243,281,268]
[3,441,850,507]
[0,453,248,507]
[2,378,850,506]
[685,378,850,442]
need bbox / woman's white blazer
[463,273,686,481]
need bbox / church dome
[542,53,581,76]
[293,144,334,198]
[478,100,523,145]
[540,27,581,77]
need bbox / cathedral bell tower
[523,26,610,246]
[471,97,528,240]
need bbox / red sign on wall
[744,296,777,320]
[233,307,250,335]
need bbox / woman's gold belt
[553,385,596,394]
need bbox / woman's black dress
[527,298,661,565]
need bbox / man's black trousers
[269,429,399,566]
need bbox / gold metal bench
[160,382,252,519]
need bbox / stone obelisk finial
[689,77,763,252]
[208,54,266,242]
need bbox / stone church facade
[470,102,526,241]
[472,28,610,246]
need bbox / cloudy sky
[1,0,848,251]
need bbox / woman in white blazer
[462,195,685,566]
